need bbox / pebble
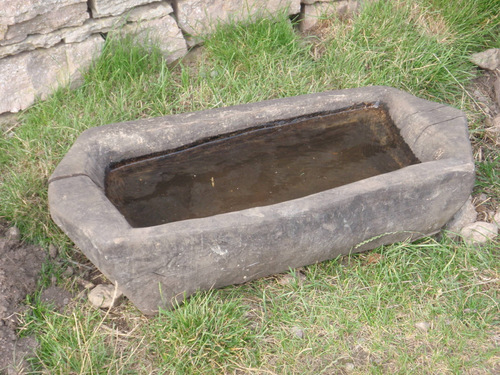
[493,209,500,228]
[5,227,20,242]
[345,362,355,371]
[291,326,305,339]
[88,284,122,309]
[445,197,477,235]
[460,221,498,245]
[485,122,500,146]
[470,48,500,70]
[48,244,58,259]
[76,277,95,289]
[415,322,431,332]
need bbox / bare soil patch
[0,222,45,374]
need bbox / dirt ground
[0,221,45,374]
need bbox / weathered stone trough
[48,86,475,314]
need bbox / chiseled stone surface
[89,0,160,18]
[0,35,104,114]
[177,0,301,36]
[1,2,88,46]
[49,86,475,314]
[63,17,125,44]
[0,0,85,34]
[0,2,176,59]
[0,31,64,58]
[126,1,173,21]
[113,14,188,63]
[64,2,174,44]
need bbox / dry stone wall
[0,0,361,116]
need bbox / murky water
[105,104,419,227]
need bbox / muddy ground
[0,222,44,374]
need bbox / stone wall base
[0,0,363,115]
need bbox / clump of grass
[171,12,322,112]
[21,300,145,374]
[20,235,498,373]
[146,291,259,374]
[313,0,499,103]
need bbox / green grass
[21,237,498,374]
[1,0,499,373]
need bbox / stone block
[1,3,88,46]
[89,0,160,18]
[0,32,64,59]
[177,0,301,36]
[0,35,104,114]
[0,0,85,37]
[63,17,125,44]
[0,2,177,59]
[126,1,173,21]
[300,1,359,32]
[63,2,175,44]
[113,14,188,63]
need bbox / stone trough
[48,86,475,314]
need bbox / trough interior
[105,104,420,227]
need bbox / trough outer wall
[48,86,475,314]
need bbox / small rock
[460,221,498,245]
[494,76,500,108]
[445,197,477,235]
[493,209,500,228]
[345,362,355,371]
[88,284,122,309]
[5,226,20,242]
[470,48,500,71]
[48,244,58,259]
[485,115,500,146]
[415,321,431,332]
[291,326,305,339]
[76,277,94,289]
